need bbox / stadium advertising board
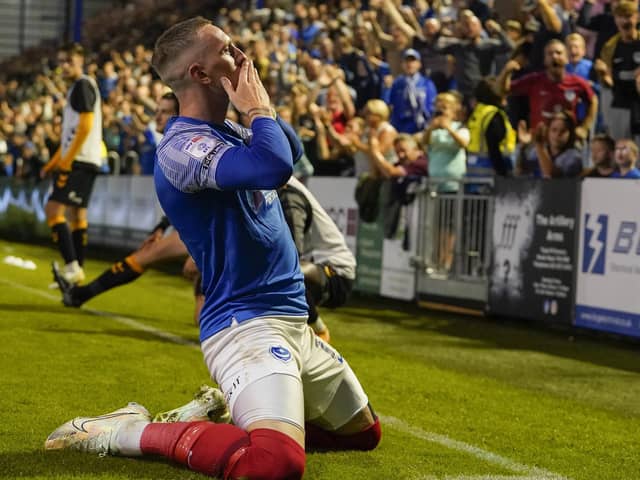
[489,178,578,324]
[576,179,640,337]
[306,177,359,255]
[356,212,384,294]
[379,180,420,301]
[307,177,418,300]
[0,178,50,240]
[306,177,381,294]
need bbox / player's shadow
[0,450,195,479]
[344,295,640,375]
[0,303,72,314]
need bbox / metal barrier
[413,177,494,313]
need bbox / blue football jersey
[154,116,308,341]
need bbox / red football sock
[305,417,381,451]
[225,428,305,480]
[140,422,305,480]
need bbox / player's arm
[150,216,171,234]
[58,112,94,170]
[41,147,61,174]
[216,59,293,189]
[276,116,303,164]
[215,118,294,190]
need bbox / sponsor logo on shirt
[183,135,217,159]
[250,190,278,212]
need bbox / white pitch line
[0,277,199,348]
[3,276,571,480]
[417,476,564,480]
[381,416,569,480]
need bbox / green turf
[0,239,639,480]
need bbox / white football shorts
[200,316,369,432]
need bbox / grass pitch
[0,239,639,480]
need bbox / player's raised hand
[220,59,271,116]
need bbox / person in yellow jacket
[466,77,516,193]
[41,44,103,285]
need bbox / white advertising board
[306,177,359,256]
[576,179,640,337]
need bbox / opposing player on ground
[45,17,380,480]
[279,177,356,342]
[190,176,357,342]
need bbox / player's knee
[225,429,305,480]
[355,418,382,451]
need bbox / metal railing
[414,177,494,283]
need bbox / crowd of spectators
[2,0,640,184]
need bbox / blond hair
[618,138,639,160]
[613,1,639,17]
[365,99,390,120]
[435,92,461,110]
[565,33,585,48]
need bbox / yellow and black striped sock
[70,220,88,267]
[48,217,76,264]
[76,255,145,304]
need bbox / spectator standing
[499,39,597,142]
[368,0,415,77]
[412,18,451,86]
[335,27,383,112]
[596,1,640,143]
[583,133,616,177]
[524,0,572,71]
[138,92,178,175]
[422,92,469,187]
[351,99,397,175]
[434,15,514,104]
[577,0,620,59]
[386,48,437,134]
[529,110,584,178]
[565,32,599,126]
[368,133,428,178]
[612,138,640,177]
[466,78,516,183]
[421,92,469,272]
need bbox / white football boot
[153,385,231,424]
[49,260,85,289]
[44,402,151,456]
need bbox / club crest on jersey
[183,135,216,159]
[270,345,292,363]
[564,90,576,102]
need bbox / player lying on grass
[44,17,380,480]
[52,216,189,307]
